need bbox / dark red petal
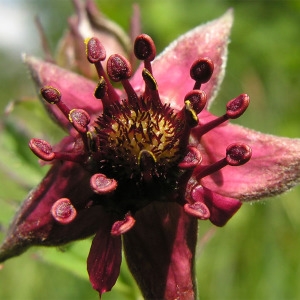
[0,161,105,262]
[87,223,122,296]
[191,185,242,226]
[123,202,197,300]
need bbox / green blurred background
[0,0,300,299]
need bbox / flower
[1,1,300,299]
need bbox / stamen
[111,212,136,236]
[134,34,159,103]
[142,68,162,107]
[107,54,132,82]
[134,34,156,73]
[86,37,119,103]
[41,87,92,143]
[142,68,157,91]
[183,201,210,220]
[107,54,138,103]
[196,94,250,136]
[40,85,61,104]
[190,58,214,89]
[94,76,107,100]
[184,90,207,114]
[177,91,207,147]
[69,109,90,133]
[195,143,252,180]
[226,143,252,166]
[86,37,106,63]
[29,138,55,161]
[226,94,250,119]
[51,198,77,224]
[184,100,199,127]
[41,86,70,118]
[29,138,87,163]
[90,173,118,194]
[178,146,202,169]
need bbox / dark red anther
[184,100,199,127]
[134,34,156,62]
[51,198,77,224]
[226,94,250,119]
[86,37,106,63]
[195,143,252,180]
[111,212,136,236]
[94,76,107,99]
[142,68,157,91]
[40,86,71,118]
[134,34,156,74]
[183,201,210,220]
[69,109,90,133]
[226,143,252,166]
[107,54,138,103]
[107,54,132,82]
[41,86,61,104]
[190,58,214,89]
[141,68,163,107]
[184,90,207,114]
[86,38,119,104]
[90,173,118,195]
[29,138,55,161]
[178,146,202,169]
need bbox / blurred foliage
[0,0,300,299]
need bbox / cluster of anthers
[29,34,251,235]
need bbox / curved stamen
[226,143,252,166]
[190,58,214,90]
[111,212,136,236]
[94,76,107,100]
[135,34,159,103]
[41,86,91,135]
[90,173,118,194]
[226,94,250,119]
[134,33,156,73]
[196,94,250,136]
[41,86,69,117]
[86,37,119,103]
[86,37,106,63]
[184,90,207,114]
[29,138,55,161]
[107,54,138,104]
[107,54,132,82]
[195,143,252,180]
[184,100,199,127]
[51,198,77,224]
[141,68,162,107]
[69,109,90,133]
[29,138,87,163]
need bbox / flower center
[96,96,183,181]
[30,34,251,234]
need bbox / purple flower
[1,1,300,299]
